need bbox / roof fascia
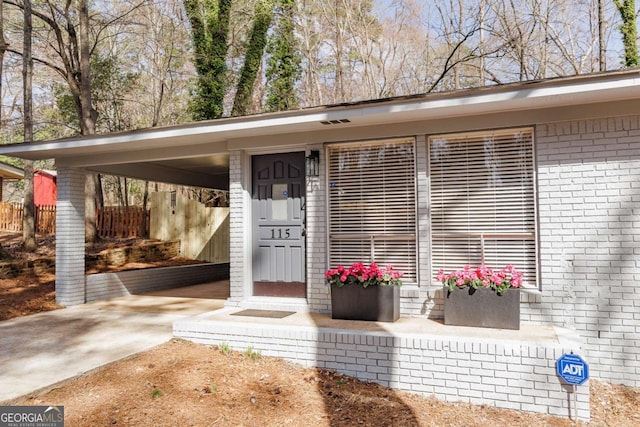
[0,162,25,179]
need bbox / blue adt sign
[557,353,589,385]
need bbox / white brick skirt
[86,263,229,302]
[174,310,590,421]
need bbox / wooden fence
[0,202,22,232]
[150,192,229,263]
[0,203,56,234]
[0,202,149,237]
[96,207,150,238]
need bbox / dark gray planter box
[331,284,400,322]
[444,286,520,330]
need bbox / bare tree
[599,0,606,70]
[296,0,326,106]
[22,0,36,251]
[3,0,103,241]
[78,0,101,242]
[0,1,11,260]
[141,0,192,127]
[5,1,150,242]
[0,1,6,114]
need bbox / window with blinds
[429,128,537,287]
[328,139,417,283]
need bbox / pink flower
[326,262,404,287]
[437,264,524,292]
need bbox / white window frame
[326,138,418,284]
[428,127,539,288]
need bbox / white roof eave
[0,163,24,179]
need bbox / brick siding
[227,150,248,306]
[174,318,589,421]
[55,167,86,306]
[86,263,229,302]
[532,115,640,386]
[306,145,329,312]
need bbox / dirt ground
[17,339,639,427]
[3,232,640,426]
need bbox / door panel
[252,152,306,297]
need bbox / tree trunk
[0,1,7,118]
[334,0,344,103]
[598,0,606,71]
[124,177,129,207]
[0,2,4,257]
[22,0,37,251]
[79,0,95,136]
[0,0,6,263]
[183,0,233,120]
[85,174,100,242]
[96,174,104,210]
[232,0,275,116]
[78,0,99,242]
[22,160,36,250]
[114,176,122,206]
[265,0,300,112]
[614,0,638,67]
[141,180,149,238]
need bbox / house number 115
[271,228,291,239]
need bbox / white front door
[251,152,306,297]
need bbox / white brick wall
[174,319,589,421]
[55,167,86,306]
[227,150,247,307]
[532,114,640,387]
[86,263,229,302]
[414,135,440,316]
[306,145,330,313]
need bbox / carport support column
[55,167,86,306]
[226,150,250,306]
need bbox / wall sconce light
[306,150,320,177]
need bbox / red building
[34,169,57,206]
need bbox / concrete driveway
[0,282,227,404]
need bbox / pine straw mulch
[18,339,640,427]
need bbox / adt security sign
[557,353,589,385]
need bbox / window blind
[328,139,417,283]
[429,128,537,286]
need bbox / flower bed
[437,264,523,295]
[325,262,403,288]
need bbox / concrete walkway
[0,282,227,404]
